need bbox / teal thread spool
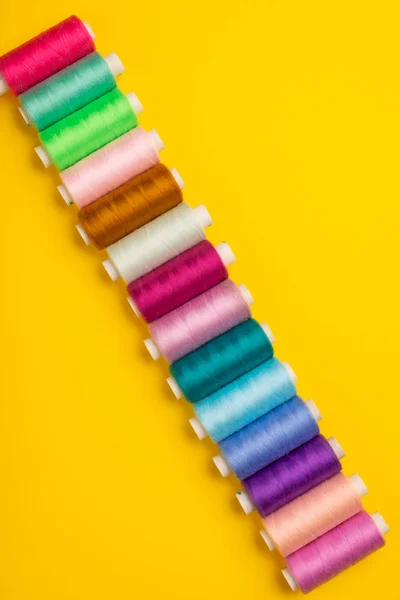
[190,358,297,442]
[19,52,124,131]
[167,319,275,402]
[35,88,142,170]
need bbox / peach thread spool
[76,164,184,249]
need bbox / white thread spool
[76,168,185,246]
[281,512,389,591]
[166,322,275,398]
[103,203,212,284]
[236,436,345,515]
[128,242,236,319]
[34,91,143,168]
[18,53,125,126]
[189,362,298,441]
[0,22,96,96]
[144,283,254,361]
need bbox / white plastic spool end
[102,259,120,281]
[167,376,183,399]
[194,204,212,228]
[349,474,368,497]
[149,129,165,152]
[212,455,232,477]
[170,168,185,190]
[327,436,345,460]
[283,362,297,384]
[127,92,143,115]
[260,529,275,551]
[83,21,96,41]
[76,224,90,246]
[105,53,125,77]
[35,145,52,168]
[216,242,236,267]
[239,284,254,306]
[57,184,73,205]
[236,491,255,515]
[305,399,322,422]
[282,568,298,591]
[371,512,390,536]
[127,296,141,317]
[144,338,161,360]
[189,417,207,440]
[261,322,276,344]
[0,75,9,95]
[18,105,31,125]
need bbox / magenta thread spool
[237,435,344,516]
[127,241,235,323]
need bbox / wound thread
[59,128,163,208]
[218,396,320,480]
[0,16,95,95]
[169,319,274,402]
[242,435,343,517]
[38,88,140,170]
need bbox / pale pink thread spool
[57,127,164,207]
[144,279,254,363]
[260,472,367,557]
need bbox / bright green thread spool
[169,319,275,403]
[19,52,123,131]
[38,88,141,170]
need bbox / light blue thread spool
[215,396,321,479]
[190,358,297,443]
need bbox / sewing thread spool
[127,240,236,323]
[0,16,95,95]
[58,128,164,208]
[76,164,184,249]
[167,318,275,402]
[237,435,344,516]
[36,88,142,170]
[282,511,388,593]
[214,396,321,479]
[145,279,253,363]
[19,52,124,130]
[103,203,212,284]
[191,358,297,443]
[261,472,367,557]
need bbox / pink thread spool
[144,279,254,362]
[58,128,164,208]
[260,472,367,557]
[282,511,389,593]
[127,241,236,322]
[0,16,95,95]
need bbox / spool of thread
[58,128,164,208]
[168,318,275,402]
[103,203,212,284]
[127,240,235,323]
[261,472,367,557]
[19,52,124,130]
[282,511,388,593]
[214,396,321,479]
[237,435,344,516]
[76,164,184,249]
[190,358,297,443]
[35,88,142,170]
[145,279,253,363]
[0,16,95,95]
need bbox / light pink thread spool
[57,127,164,207]
[260,472,367,557]
[144,279,254,362]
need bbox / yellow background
[0,1,398,598]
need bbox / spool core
[0,76,9,95]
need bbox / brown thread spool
[77,163,184,249]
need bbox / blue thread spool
[214,396,321,479]
[190,358,297,443]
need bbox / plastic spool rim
[170,168,185,190]
[83,21,96,41]
[216,242,236,267]
[189,417,207,440]
[126,296,141,317]
[149,129,164,151]
[349,474,368,497]
[35,145,52,168]
[327,436,345,460]
[261,322,275,344]
[193,204,212,228]
[57,184,73,205]
[0,75,8,95]
[144,338,161,360]
[283,362,297,384]
[18,105,31,125]
[105,53,125,77]
[236,491,255,514]
[260,529,275,551]
[239,283,254,306]
[371,512,390,536]
[166,376,183,399]
[282,568,298,591]
[102,259,119,281]
[76,224,90,246]
[305,399,322,422]
[212,455,232,477]
[126,91,143,115]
